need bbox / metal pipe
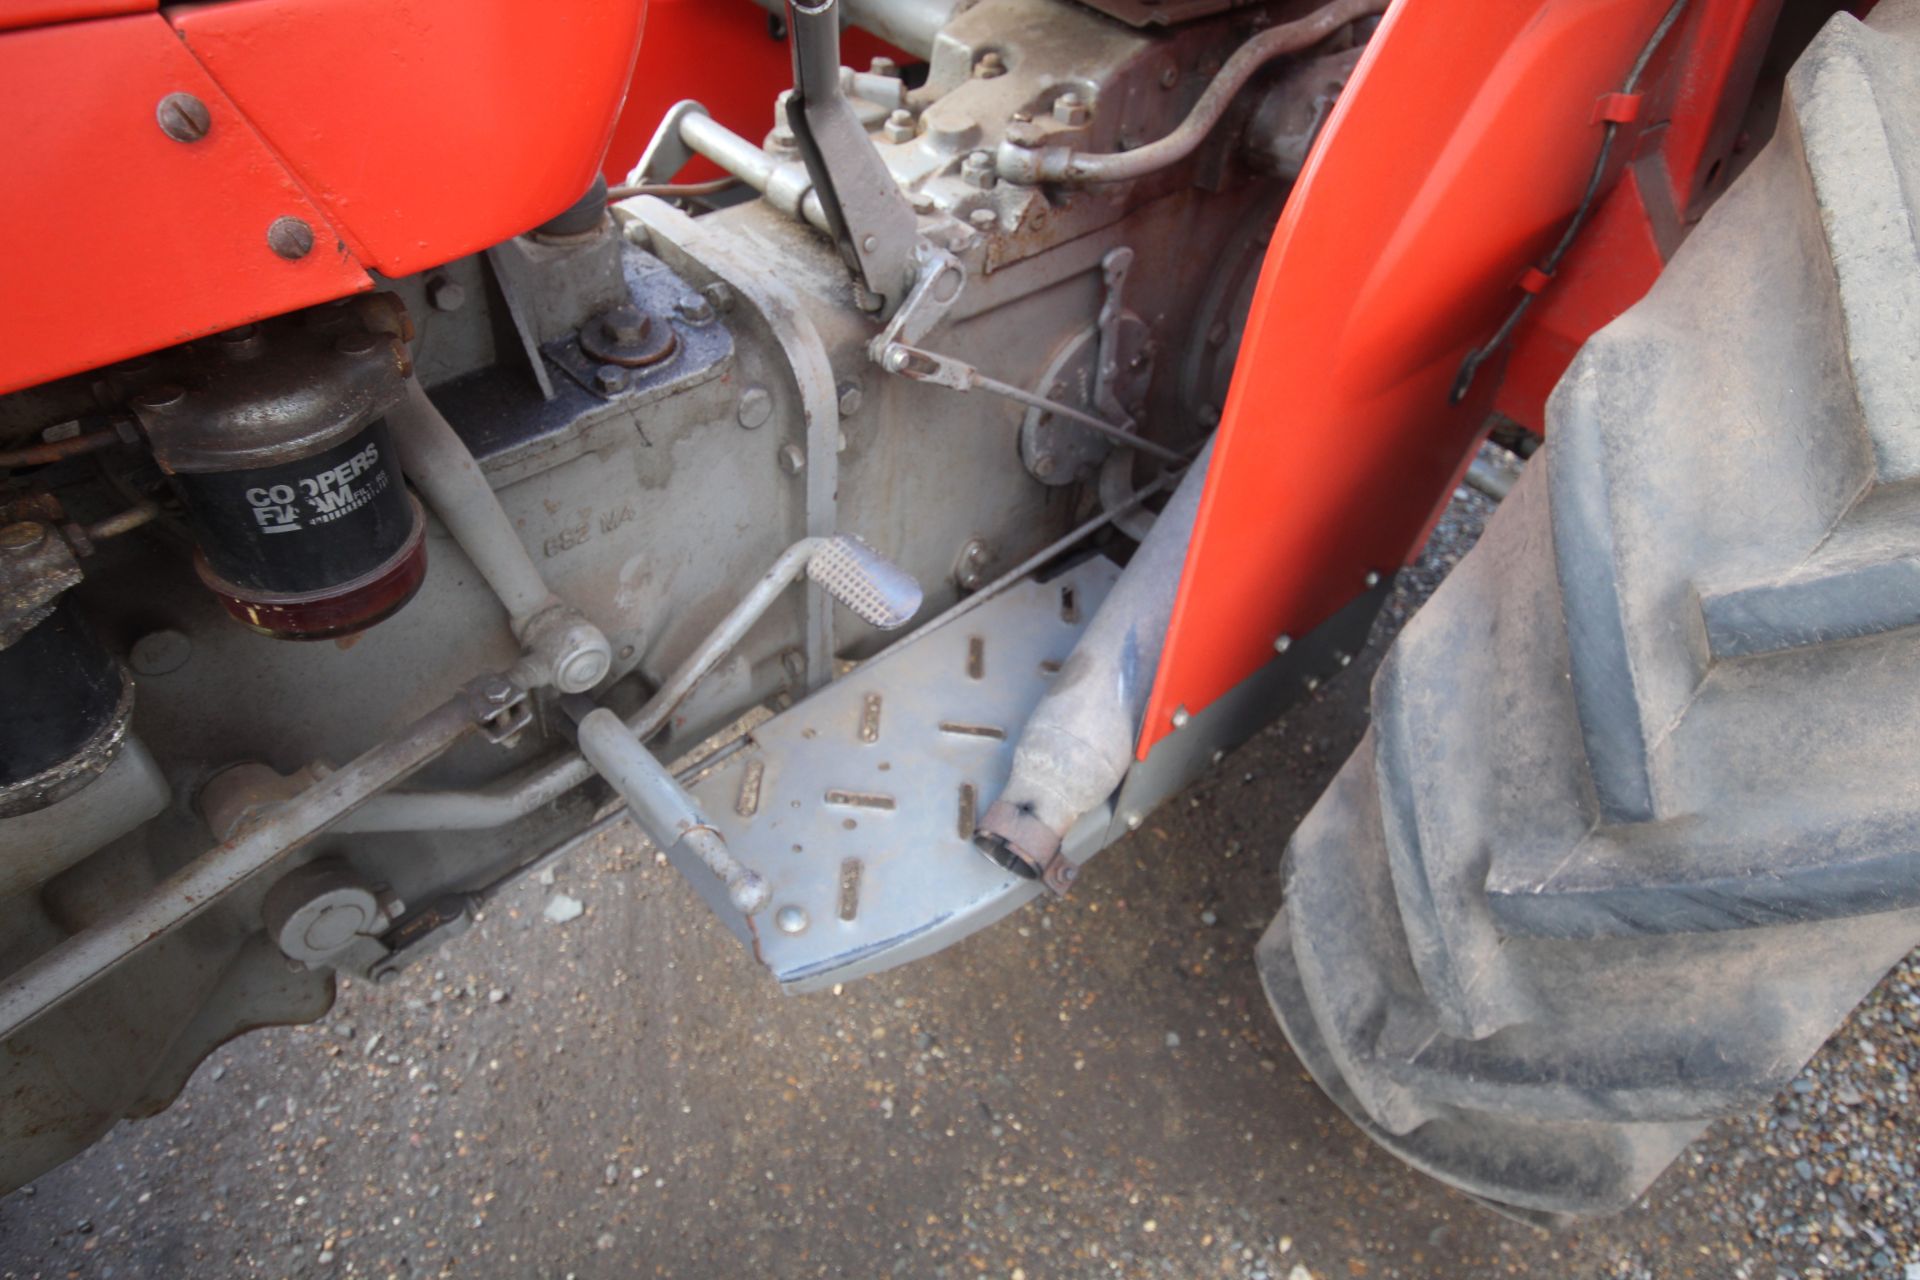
[0,690,480,1044]
[0,427,122,469]
[678,113,831,233]
[996,0,1387,186]
[387,380,611,693]
[574,708,769,914]
[977,439,1215,883]
[84,501,161,542]
[749,0,956,59]
[339,539,829,832]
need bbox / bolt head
[775,904,809,934]
[266,216,314,260]
[778,444,806,475]
[675,293,715,325]
[871,56,901,78]
[973,50,1006,79]
[737,386,774,429]
[1124,813,1142,831]
[603,305,648,346]
[1171,706,1190,728]
[156,92,211,143]
[594,364,627,394]
[1052,92,1091,127]
[1032,453,1056,478]
[0,522,47,552]
[837,382,864,418]
[426,277,467,312]
[1365,570,1383,588]
[129,628,192,676]
[1273,634,1292,654]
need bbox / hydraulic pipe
[995,0,1387,186]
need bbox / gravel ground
[2,480,1916,1279]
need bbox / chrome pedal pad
[808,535,923,630]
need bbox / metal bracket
[1092,246,1136,430]
[464,675,532,746]
[866,246,966,364]
[783,0,920,311]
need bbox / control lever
[784,0,919,311]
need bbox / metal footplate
[683,556,1121,991]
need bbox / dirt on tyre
[1257,0,1920,1218]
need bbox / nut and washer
[961,151,997,190]
[675,293,716,326]
[1052,92,1091,127]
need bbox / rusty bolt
[1053,92,1091,127]
[594,364,627,394]
[267,216,315,260]
[0,522,47,553]
[156,92,211,143]
[973,50,1006,79]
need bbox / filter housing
[131,298,426,639]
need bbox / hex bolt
[267,216,315,260]
[156,92,211,143]
[675,293,715,325]
[775,904,810,935]
[1053,92,1091,127]
[426,276,467,312]
[1004,120,1043,148]
[595,364,627,395]
[883,109,917,144]
[778,444,806,475]
[837,382,864,418]
[973,50,1006,79]
[737,386,774,430]
[961,150,997,190]
[605,305,648,345]
[702,282,736,314]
